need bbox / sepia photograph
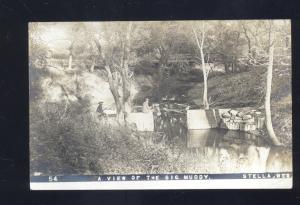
[29,20,292,189]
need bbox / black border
[0,0,299,204]
[30,172,293,182]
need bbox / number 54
[49,176,58,182]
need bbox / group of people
[96,98,160,118]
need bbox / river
[150,103,292,174]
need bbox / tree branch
[192,27,202,53]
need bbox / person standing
[142,98,152,113]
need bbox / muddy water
[186,129,292,173]
[153,107,292,174]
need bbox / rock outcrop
[187,108,265,132]
[220,109,265,131]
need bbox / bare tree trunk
[200,49,209,110]
[93,23,132,126]
[116,106,125,125]
[265,29,281,146]
[94,38,125,125]
[90,57,95,72]
[192,24,209,110]
[105,66,124,125]
[121,22,133,125]
[241,23,252,53]
[157,56,165,83]
[157,46,168,84]
[68,54,73,70]
[231,61,235,73]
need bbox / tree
[264,21,282,146]
[191,22,210,109]
[239,21,270,68]
[213,21,246,73]
[133,21,195,99]
[29,23,49,68]
[92,22,134,125]
[235,20,289,145]
[66,23,87,70]
[242,20,289,145]
[138,22,177,92]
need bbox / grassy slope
[30,65,292,175]
[188,67,292,146]
[133,65,292,146]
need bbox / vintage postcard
[29,20,292,190]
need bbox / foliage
[188,65,292,146]
[30,100,189,175]
[29,20,292,174]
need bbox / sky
[33,23,72,53]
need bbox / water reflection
[187,129,225,148]
[186,129,292,173]
[152,106,291,173]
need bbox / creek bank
[187,108,265,132]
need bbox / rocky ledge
[220,109,265,132]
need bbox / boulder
[236,111,245,117]
[223,118,230,122]
[243,118,255,123]
[220,120,240,130]
[255,111,262,115]
[222,112,231,118]
[186,108,263,131]
[242,114,253,120]
[233,116,243,123]
[229,109,239,116]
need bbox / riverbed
[147,103,292,174]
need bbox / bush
[30,101,192,175]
